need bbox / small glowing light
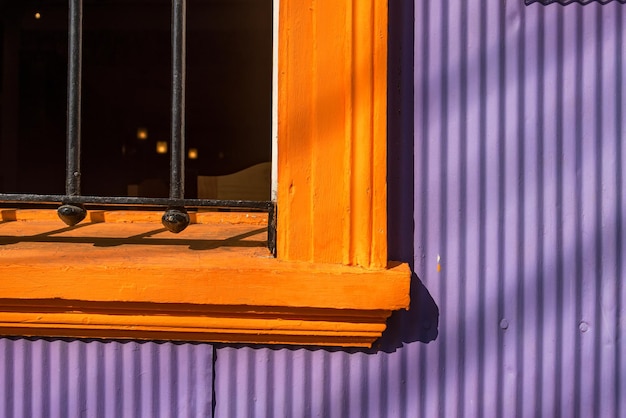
[156,141,168,154]
[137,127,148,140]
[34,12,41,19]
[188,148,198,159]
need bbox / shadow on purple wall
[374,273,439,352]
[378,0,439,353]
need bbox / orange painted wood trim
[0,260,409,311]
[0,215,410,347]
[0,215,408,311]
[277,0,388,268]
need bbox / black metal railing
[0,0,276,254]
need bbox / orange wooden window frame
[277,0,388,269]
[0,0,410,347]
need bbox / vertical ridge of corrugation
[593,8,604,418]
[475,5,489,412]
[476,0,488,414]
[414,1,428,417]
[495,1,507,417]
[615,7,624,418]
[457,0,469,415]
[416,1,431,416]
[439,0,450,416]
[0,339,213,418]
[573,6,584,418]
[555,8,565,417]
[535,7,546,416]
[516,4,527,415]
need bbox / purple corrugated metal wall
[214,1,626,417]
[0,339,213,417]
[414,1,625,416]
[2,0,626,417]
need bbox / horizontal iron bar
[0,194,272,211]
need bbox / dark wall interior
[0,0,272,197]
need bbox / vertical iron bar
[58,0,86,226]
[170,0,185,200]
[162,0,190,233]
[66,0,82,197]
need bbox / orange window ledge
[0,210,410,347]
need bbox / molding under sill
[0,209,410,347]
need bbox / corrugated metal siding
[213,1,626,417]
[414,1,625,416]
[0,339,213,417]
[213,347,416,418]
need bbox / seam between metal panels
[211,345,217,418]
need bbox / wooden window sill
[0,210,410,347]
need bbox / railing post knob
[57,203,87,226]
[161,207,190,233]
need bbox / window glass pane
[1,0,272,198]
